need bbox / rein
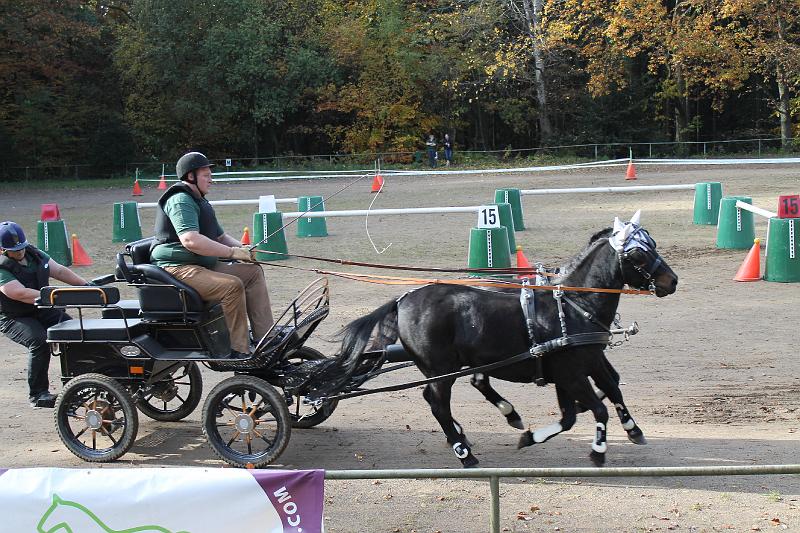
[255,260,653,295]
[251,247,555,276]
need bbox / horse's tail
[338,298,399,370]
[307,299,399,398]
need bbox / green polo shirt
[150,192,224,268]
[0,250,51,286]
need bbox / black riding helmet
[176,152,214,184]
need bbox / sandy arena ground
[1,163,798,532]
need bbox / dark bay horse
[321,212,678,467]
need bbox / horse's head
[609,211,678,297]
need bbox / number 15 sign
[778,195,799,219]
[477,205,501,228]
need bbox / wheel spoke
[99,426,118,445]
[74,427,88,439]
[226,431,241,447]
[175,393,186,404]
[92,430,97,450]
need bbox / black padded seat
[47,319,144,342]
[101,299,141,319]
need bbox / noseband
[613,226,662,292]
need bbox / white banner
[0,467,324,533]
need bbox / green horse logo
[36,494,189,533]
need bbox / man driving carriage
[0,221,90,407]
[150,151,274,358]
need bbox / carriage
[40,237,360,468]
[41,213,677,469]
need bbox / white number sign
[477,205,501,228]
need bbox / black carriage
[40,237,339,468]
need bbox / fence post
[703,142,707,156]
[758,139,762,156]
[649,144,652,158]
[489,475,500,533]
[594,144,598,160]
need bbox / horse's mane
[554,227,612,281]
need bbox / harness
[522,227,656,386]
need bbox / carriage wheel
[136,362,202,422]
[54,373,138,463]
[201,375,290,468]
[285,347,339,429]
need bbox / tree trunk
[776,19,792,149]
[673,65,689,145]
[522,0,552,143]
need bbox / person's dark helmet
[0,221,28,251]
[176,152,214,181]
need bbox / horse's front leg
[517,385,576,448]
[471,373,524,429]
[422,380,479,468]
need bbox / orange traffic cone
[625,160,637,180]
[516,245,534,278]
[734,238,761,282]
[241,227,251,245]
[157,175,167,190]
[71,234,93,266]
[132,180,143,196]
[371,174,384,193]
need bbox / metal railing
[325,464,800,533]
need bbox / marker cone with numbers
[734,238,761,282]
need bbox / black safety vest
[0,246,50,318]
[154,182,223,245]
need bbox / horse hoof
[589,450,605,467]
[507,415,525,430]
[462,455,480,468]
[517,430,534,449]
[628,431,647,445]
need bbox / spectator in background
[443,134,453,166]
[425,134,437,167]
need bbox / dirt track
[1,163,799,532]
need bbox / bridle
[613,226,663,293]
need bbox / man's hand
[229,247,255,262]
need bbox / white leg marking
[615,403,636,430]
[594,388,606,400]
[592,422,607,453]
[452,442,469,459]
[496,400,513,416]
[533,422,562,443]
[474,373,484,380]
[453,421,463,434]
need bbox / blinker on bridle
[614,226,662,292]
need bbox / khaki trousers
[163,262,274,353]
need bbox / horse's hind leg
[591,362,646,445]
[471,373,524,429]
[517,385,576,449]
[422,381,479,468]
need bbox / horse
[37,493,189,533]
[316,211,678,468]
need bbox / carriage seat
[116,237,211,322]
[47,319,145,342]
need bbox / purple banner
[251,469,325,533]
